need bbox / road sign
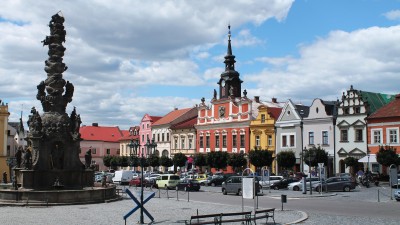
[123,189,155,222]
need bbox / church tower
[218,25,243,99]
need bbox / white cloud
[247,26,400,104]
[384,10,400,21]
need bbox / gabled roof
[268,107,283,120]
[80,125,123,142]
[367,94,400,119]
[153,108,192,126]
[170,116,198,129]
[149,116,162,123]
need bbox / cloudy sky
[1,0,399,130]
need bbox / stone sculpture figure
[15,146,23,168]
[23,148,32,169]
[84,149,92,169]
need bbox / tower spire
[224,24,235,72]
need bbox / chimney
[174,107,178,110]
[254,96,260,103]
[92,123,98,127]
[272,97,277,103]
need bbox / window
[373,130,381,144]
[206,136,210,148]
[240,135,245,148]
[174,138,178,149]
[181,138,185,149]
[106,149,110,154]
[282,136,287,147]
[255,135,260,147]
[309,132,314,145]
[290,135,295,147]
[162,133,165,142]
[340,130,348,142]
[388,129,398,144]
[267,135,272,146]
[157,134,160,142]
[322,131,328,145]
[116,149,120,155]
[222,135,227,148]
[147,124,149,128]
[153,134,155,141]
[142,135,144,142]
[142,124,144,129]
[199,136,204,148]
[167,133,169,141]
[261,114,265,123]
[92,148,96,154]
[355,129,363,142]
[189,138,193,149]
[354,107,360,114]
[215,135,220,148]
[344,108,349,115]
[232,134,237,147]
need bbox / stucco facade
[0,101,10,178]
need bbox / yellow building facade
[249,103,282,175]
[0,101,10,179]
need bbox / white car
[259,176,283,188]
[394,189,400,201]
[288,177,320,191]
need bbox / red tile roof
[149,116,162,123]
[368,94,400,119]
[170,116,198,129]
[80,126,124,142]
[268,107,283,120]
[152,108,192,126]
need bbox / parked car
[195,174,207,182]
[95,172,113,183]
[270,177,300,190]
[176,179,201,191]
[221,176,261,196]
[288,177,320,191]
[112,170,134,185]
[394,189,400,201]
[155,174,180,189]
[312,177,356,192]
[259,176,283,188]
[391,174,400,188]
[207,173,237,186]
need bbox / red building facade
[195,26,252,172]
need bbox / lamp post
[303,147,315,195]
[128,138,157,224]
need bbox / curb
[286,210,308,224]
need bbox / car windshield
[170,175,180,180]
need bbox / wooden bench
[185,213,222,225]
[253,208,275,225]
[216,211,252,224]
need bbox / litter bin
[281,194,287,203]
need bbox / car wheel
[343,186,350,192]
[200,183,205,186]
[222,188,227,195]
[274,186,279,190]
[293,186,300,191]
[238,189,242,196]
[211,183,216,187]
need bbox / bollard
[177,189,179,201]
[187,190,190,202]
[378,189,380,202]
[281,194,287,211]
[167,188,169,199]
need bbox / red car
[129,177,144,187]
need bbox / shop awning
[358,154,377,163]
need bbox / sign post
[123,189,155,224]
[318,163,324,195]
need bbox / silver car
[288,177,320,191]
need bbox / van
[156,174,180,189]
[221,176,261,196]
[112,170,134,185]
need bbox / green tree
[344,156,359,175]
[227,153,247,173]
[103,155,112,168]
[173,152,187,171]
[148,154,160,171]
[377,146,399,167]
[276,150,296,170]
[130,155,139,167]
[248,149,274,173]
[160,155,173,171]
[207,151,228,171]
[194,153,207,172]
[120,156,129,167]
[110,156,119,170]
[303,146,328,167]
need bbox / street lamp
[303,147,315,195]
[128,138,157,224]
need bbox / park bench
[186,211,252,225]
[253,208,275,225]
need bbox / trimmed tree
[207,151,229,171]
[276,150,296,175]
[248,149,274,174]
[173,152,188,172]
[227,153,247,173]
[103,155,112,168]
[148,154,160,171]
[303,146,328,167]
[160,155,173,172]
[343,156,359,176]
[377,146,399,168]
[194,153,207,172]
[120,156,129,167]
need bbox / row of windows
[141,133,170,143]
[339,128,399,144]
[173,138,194,149]
[199,134,245,148]
[255,135,273,147]
[308,131,329,145]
